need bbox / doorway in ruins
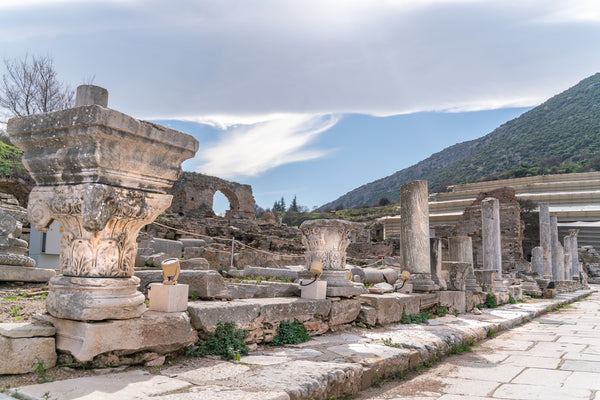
[212,189,240,218]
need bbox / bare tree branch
[0,54,74,118]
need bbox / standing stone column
[400,180,437,292]
[568,229,581,281]
[550,216,565,281]
[300,219,364,297]
[482,198,507,293]
[449,236,480,291]
[539,203,553,280]
[563,236,572,281]
[532,246,544,276]
[7,85,198,321]
[430,238,447,290]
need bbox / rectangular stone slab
[38,311,197,362]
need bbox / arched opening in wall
[212,190,230,216]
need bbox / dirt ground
[0,282,48,323]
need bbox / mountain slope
[319,73,600,210]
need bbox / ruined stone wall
[168,172,256,219]
[454,187,525,272]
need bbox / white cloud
[193,114,338,179]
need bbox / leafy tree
[378,197,391,206]
[0,54,74,119]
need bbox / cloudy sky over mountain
[1,0,600,209]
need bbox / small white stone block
[149,283,189,312]
[300,280,327,300]
[396,283,413,294]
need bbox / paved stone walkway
[9,287,597,400]
[356,287,600,400]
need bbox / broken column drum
[400,180,437,292]
[481,197,507,293]
[300,219,364,297]
[448,236,481,291]
[7,85,199,321]
[539,203,553,280]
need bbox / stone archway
[168,172,256,219]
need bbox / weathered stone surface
[368,282,394,294]
[0,265,55,282]
[13,370,191,400]
[40,311,197,362]
[439,290,466,313]
[244,266,298,280]
[141,238,183,259]
[482,197,502,274]
[400,180,435,291]
[532,246,544,276]
[363,268,384,284]
[0,335,56,374]
[253,297,331,322]
[136,270,227,299]
[358,305,377,326]
[188,301,261,332]
[359,293,420,325]
[180,238,208,248]
[183,246,206,259]
[381,268,399,284]
[236,360,363,400]
[330,299,361,326]
[0,322,55,338]
[415,293,440,310]
[180,257,213,270]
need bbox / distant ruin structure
[169,172,256,219]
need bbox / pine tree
[289,195,299,212]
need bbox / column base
[47,275,146,321]
[410,273,439,293]
[320,270,366,297]
[493,277,508,293]
[465,277,482,292]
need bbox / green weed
[271,319,311,345]
[32,357,50,383]
[187,320,249,360]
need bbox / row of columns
[535,202,582,282]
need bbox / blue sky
[1,1,600,212]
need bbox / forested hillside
[320,73,600,210]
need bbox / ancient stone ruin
[169,172,256,219]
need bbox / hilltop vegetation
[320,73,600,210]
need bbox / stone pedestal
[400,180,437,292]
[7,86,198,322]
[300,280,327,300]
[148,283,189,312]
[299,219,365,297]
[474,269,495,292]
[441,261,469,291]
[448,236,481,292]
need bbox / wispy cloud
[193,114,338,179]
